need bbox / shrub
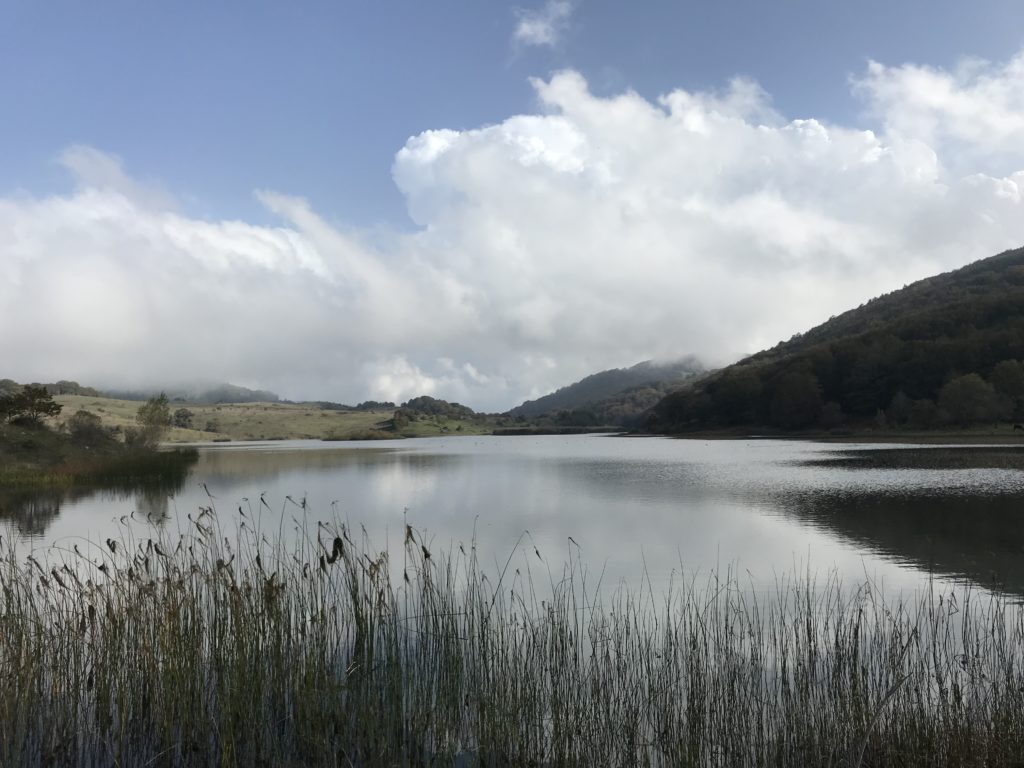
[172,408,195,429]
[66,410,108,445]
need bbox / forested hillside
[649,247,1024,433]
[510,358,704,422]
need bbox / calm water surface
[4,435,1024,597]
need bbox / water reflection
[0,490,62,537]
[0,454,195,537]
[782,490,1024,595]
[4,437,1023,600]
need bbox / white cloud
[513,0,573,48]
[4,52,1024,411]
[58,145,178,211]
[855,52,1024,171]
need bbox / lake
[4,435,1024,598]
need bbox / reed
[0,447,198,490]
[1,506,1022,767]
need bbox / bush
[173,408,194,429]
[66,410,108,445]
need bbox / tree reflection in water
[0,491,63,537]
[0,453,195,538]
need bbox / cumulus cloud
[513,0,573,48]
[4,52,1024,410]
[855,51,1024,171]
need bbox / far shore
[47,394,1024,447]
[655,427,1024,444]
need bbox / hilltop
[649,246,1024,434]
[509,357,705,426]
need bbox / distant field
[51,396,396,442]
[51,395,494,442]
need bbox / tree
[991,360,1024,399]
[886,391,912,427]
[909,398,939,429]
[0,395,17,423]
[129,392,172,447]
[173,408,195,429]
[873,409,889,430]
[391,409,412,431]
[1,384,62,426]
[768,371,822,429]
[818,401,845,430]
[137,392,172,429]
[710,370,763,425]
[937,374,1006,426]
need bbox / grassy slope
[51,395,491,442]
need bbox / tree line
[650,247,1024,432]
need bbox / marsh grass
[0,447,198,491]
[1,505,1023,767]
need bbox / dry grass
[52,395,398,442]
[2,509,1023,767]
[51,395,494,442]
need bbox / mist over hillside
[510,357,705,421]
[100,382,281,405]
[649,247,1024,433]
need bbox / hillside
[649,246,1024,433]
[48,395,406,442]
[509,357,705,422]
[45,394,497,442]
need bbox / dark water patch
[780,489,1024,596]
[799,445,1024,470]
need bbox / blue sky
[5,0,1022,226]
[3,1,1024,407]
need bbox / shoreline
[652,428,1024,445]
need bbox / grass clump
[1,510,1023,766]
[0,421,198,490]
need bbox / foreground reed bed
[1,504,1023,767]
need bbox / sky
[3,1,1024,410]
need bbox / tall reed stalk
[1,505,1022,766]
